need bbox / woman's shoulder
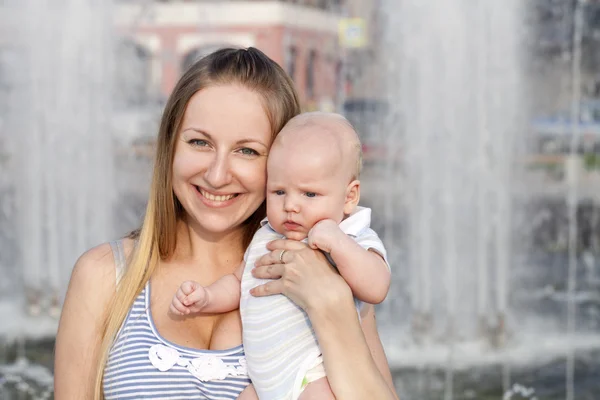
[59,240,134,337]
[71,238,135,289]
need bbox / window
[335,60,343,104]
[306,50,316,99]
[182,44,229,73]
[286,46,297,81]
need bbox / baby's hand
[170,280,209,316]
[307,219,341,253]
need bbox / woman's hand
[251,239,399,400]
[250,239,353,313]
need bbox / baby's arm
[170,262,244,315]
[308,219,390,304]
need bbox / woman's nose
[204,153,233,188]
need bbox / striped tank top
[103,240,251,399]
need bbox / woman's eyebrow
[182,127,210,137]
[236,138,268,148]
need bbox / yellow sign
[339,18,367,48]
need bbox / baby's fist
[308,219,340,253]
[170,280,209,316]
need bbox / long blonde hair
[93,47,301,399]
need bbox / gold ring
[278,250,287,264]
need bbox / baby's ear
[343,180,361,215]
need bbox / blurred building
[340,0,384,100]
[529,0,600,156]
[336,0,389,159]
[116,0,347,111]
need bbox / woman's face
[172,84,272,237]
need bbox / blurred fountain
[0,0,115,397]
[0,0,599,398]
[381,0,525,348]
[1,0,115,330]
[565,2,585,400]
[373,0,600,398]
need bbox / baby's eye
[275,190,285,196]
[239,147,259,156]
[305,192,317,198]
[189,139,209,147]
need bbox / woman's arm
[54,243,119,399]
[360,304,399,399]
[250,240,398,400]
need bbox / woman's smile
[195,186,241,208]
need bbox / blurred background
[1,0,600,399]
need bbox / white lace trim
[148,344,247,382]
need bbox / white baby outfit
[239,207,388,400]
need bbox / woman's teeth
[199,188,236,202]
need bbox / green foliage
[583,153,600,171]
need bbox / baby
[170,112,391,400]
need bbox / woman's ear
[343,180,361,215]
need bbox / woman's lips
[195,186,239,208]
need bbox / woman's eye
[239,147,259,156]
[189,139,209,147]
[305,192,317,198]
[275,190,285,196]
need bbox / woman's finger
[255,241,307,267]
[250,279,284,297]
[252,263,285,280]
[255,248,291,267]
[266,239,308,251]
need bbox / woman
[54,47,397,400]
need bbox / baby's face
[266,140,350,241]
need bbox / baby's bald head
[266,112,363,231]
[270,112,362,181]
